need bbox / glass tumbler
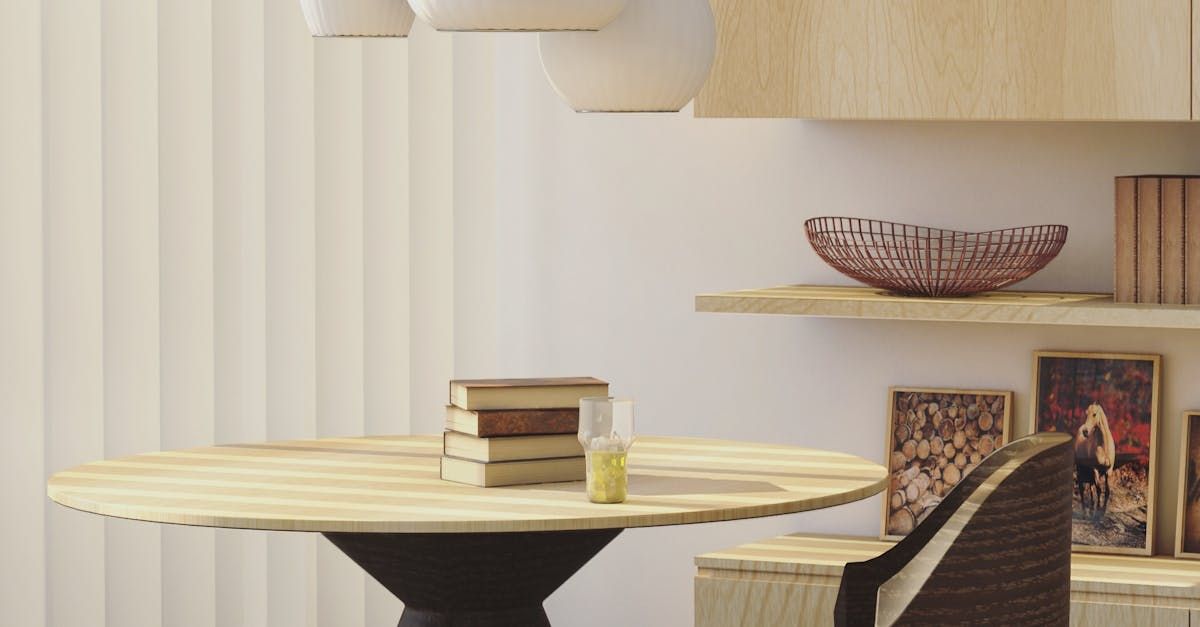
[578,397,635,504]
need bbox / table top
[47,435,888,534]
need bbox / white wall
[1,2,454,626]
[450,35,1200,627]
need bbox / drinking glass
[578,397,635,504]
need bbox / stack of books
[1115,175,1200,304]
[439,377,609,487]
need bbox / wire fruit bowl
[804,217,1068,297]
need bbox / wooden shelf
[695,285,1200,330]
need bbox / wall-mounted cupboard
[1194,0,1199,118]
[696,0,1197,121]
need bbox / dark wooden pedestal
[324,528,623,627]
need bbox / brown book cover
[1161,178,1186,304]
[1114,177,1138,303]
[1136,177,1162,303]
[1189,179,1200,304]
[445,405,580,437]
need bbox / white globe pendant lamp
[408,0,627,32]
[301,0,417,37]
[538,0,716,113]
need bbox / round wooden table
[48,435,886,626]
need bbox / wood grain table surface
[47,435,888,534]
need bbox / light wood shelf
[695,285,1200,330]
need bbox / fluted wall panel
[2,1,453,625]
[0,1,45,626]
[213,0,269,623]
[101,0,163,625]
[43,0,106,624]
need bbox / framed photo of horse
[1175,411,1200,559]
[882,387,1013,540]
[1031,351,1161,556]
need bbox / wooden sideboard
[696,534,1200,626]
[695,0,1196,121]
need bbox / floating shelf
[695,285,1200,330]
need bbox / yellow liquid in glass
[586,451,628,504]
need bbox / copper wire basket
[804,217,1068,297]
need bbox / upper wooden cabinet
[695,0,1194,120]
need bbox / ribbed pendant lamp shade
[538,0,715,113]
[301,0,417,37]
[408,0,627,32]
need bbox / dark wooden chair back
[835,432,1073,626]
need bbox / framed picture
[1031,351,1161,556]
[1176,412,1200,559]
[882,387,1013,540]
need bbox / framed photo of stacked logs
[882,387,1012,540]
[1031,351,1161,556]
[1176,411,1200,559]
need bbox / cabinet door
[696,0,1192,120]
[695,572,837,627]
[1071,601,1188,627]
[1193,0,1199,119]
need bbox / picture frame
[1030,351,1161,556]
[1176,411,1200,559]
[882,386,1013,541]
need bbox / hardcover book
[1162,178,1186,304]
[1137,177,1161,304]
[1114,177,1138,303]
[1115,175,1200,304]
[445,406,580,437]
[448,377,608,411]
[1188,179,1200,304]
[443,431,583,463]
[439,455,585,487]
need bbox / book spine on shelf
[1114,177,1138,303]
[1188,179,1200,305]
[1161,178,1186,305]
[1136,177,1162,304]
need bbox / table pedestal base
[324,528,622,627]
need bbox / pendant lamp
[301,0,417,37]
[538,0,715,113]
[408,0,627,32]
